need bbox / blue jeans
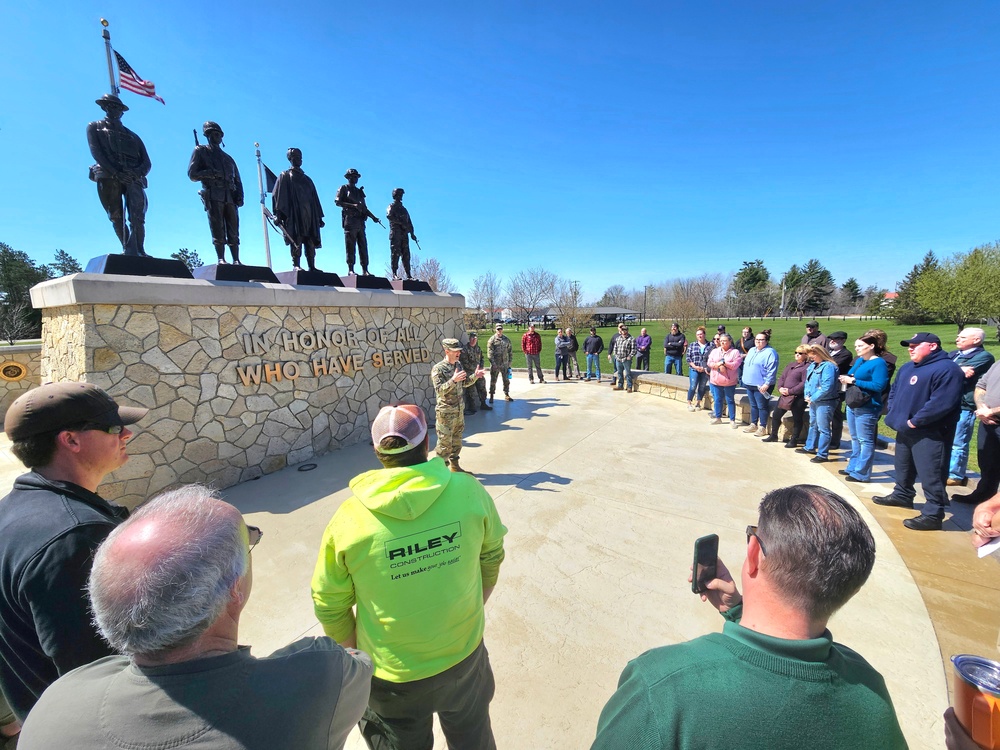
[664,355,683,375]
[745,386,772,428]
[585,353,601,380]
[804,401,835,458]
[615,359,633,389]
[846,407,879,480]
[687,370,708,402]
[710,384,737,420]
[949,409,977,480]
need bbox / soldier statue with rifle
[335,168,382,276]
[188,121,244,265]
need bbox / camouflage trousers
[465,378,488,411]
[435,407,464,461]
[490,365,510,396]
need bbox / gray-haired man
[19,485,372,749]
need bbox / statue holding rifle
[188,121,244,265]
[335,168,382,276]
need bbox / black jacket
[0,472,128,720]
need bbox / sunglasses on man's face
[76,423,126,435]
[247,525,263,552]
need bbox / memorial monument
[271,148,325,272]
[335,168,382,276]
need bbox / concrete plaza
[220,372,998,749]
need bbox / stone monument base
[391,279,433,292]
[341,274,394,291]
[30,273,464,508]
[194,264,280,283]
[86,254,193,279]
[275,269,344,287]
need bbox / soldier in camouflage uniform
[487,323,514,403]
[461,332,492,414]
[431,338,484,473]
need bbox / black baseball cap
[829,331,848,341]
[5,382,147,441]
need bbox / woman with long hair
[839,335,889,482]
[798,344,839,462]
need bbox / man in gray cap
[431,338,485,473]
[335,168,383,276]
[386,188,417,280]
[86,94,151,256]
[0,382,147,721]
[188,121,244,265]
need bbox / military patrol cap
[95,93,128,112]
[202,121,224,136]
[5,382,148,441]
[345,168,361,179]
[442,338,463,351]
[466,331,478,339]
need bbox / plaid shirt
[521,331,542,355]
[686,341,711,369]
[613,334,636,361]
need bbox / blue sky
[3,1,999,302]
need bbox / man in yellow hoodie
[312,404,507,749]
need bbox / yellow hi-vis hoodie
[311,457,507,682]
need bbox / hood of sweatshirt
[348,456,453,520]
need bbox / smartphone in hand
[691,534,719,594]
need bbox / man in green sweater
[592,485,907,750]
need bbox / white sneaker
[731,421,739,429]
[710,418,722,425]
[687,404,695,412]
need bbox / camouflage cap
[466,331,478,339]
[442,338,463,351]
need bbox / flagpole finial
[254,142,260,148]
[100,18,109,27]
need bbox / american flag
[114,50,165,105]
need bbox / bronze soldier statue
[188,121,244,264]
[86,94,151,256]
[271,148,325,272]
[335,168,382,276]
[386,188,417,280]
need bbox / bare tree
[0,300,35,345]
[411,255,454,292]
[690,273,726,320]
[505,266,556,323]
[597,284,628,307]
[550,278,594,331]
[662,279,701,331]
[468,272,503,322]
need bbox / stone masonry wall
[0,344,42,422]
[40,298,462,508]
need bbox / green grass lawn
[471,316,990,473]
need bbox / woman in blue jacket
[839,334,889,482]
[799,345,840,461]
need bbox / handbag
[845,385,872,409]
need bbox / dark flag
[263,164,278,194]
[114,50,165,104]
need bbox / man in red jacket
[521,324,544,384]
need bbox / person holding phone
[592,485,906,750]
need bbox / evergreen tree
[892,251,938,325]
[52,249,83,276]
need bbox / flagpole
[255,143,272,268]
[100,19,118,94]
